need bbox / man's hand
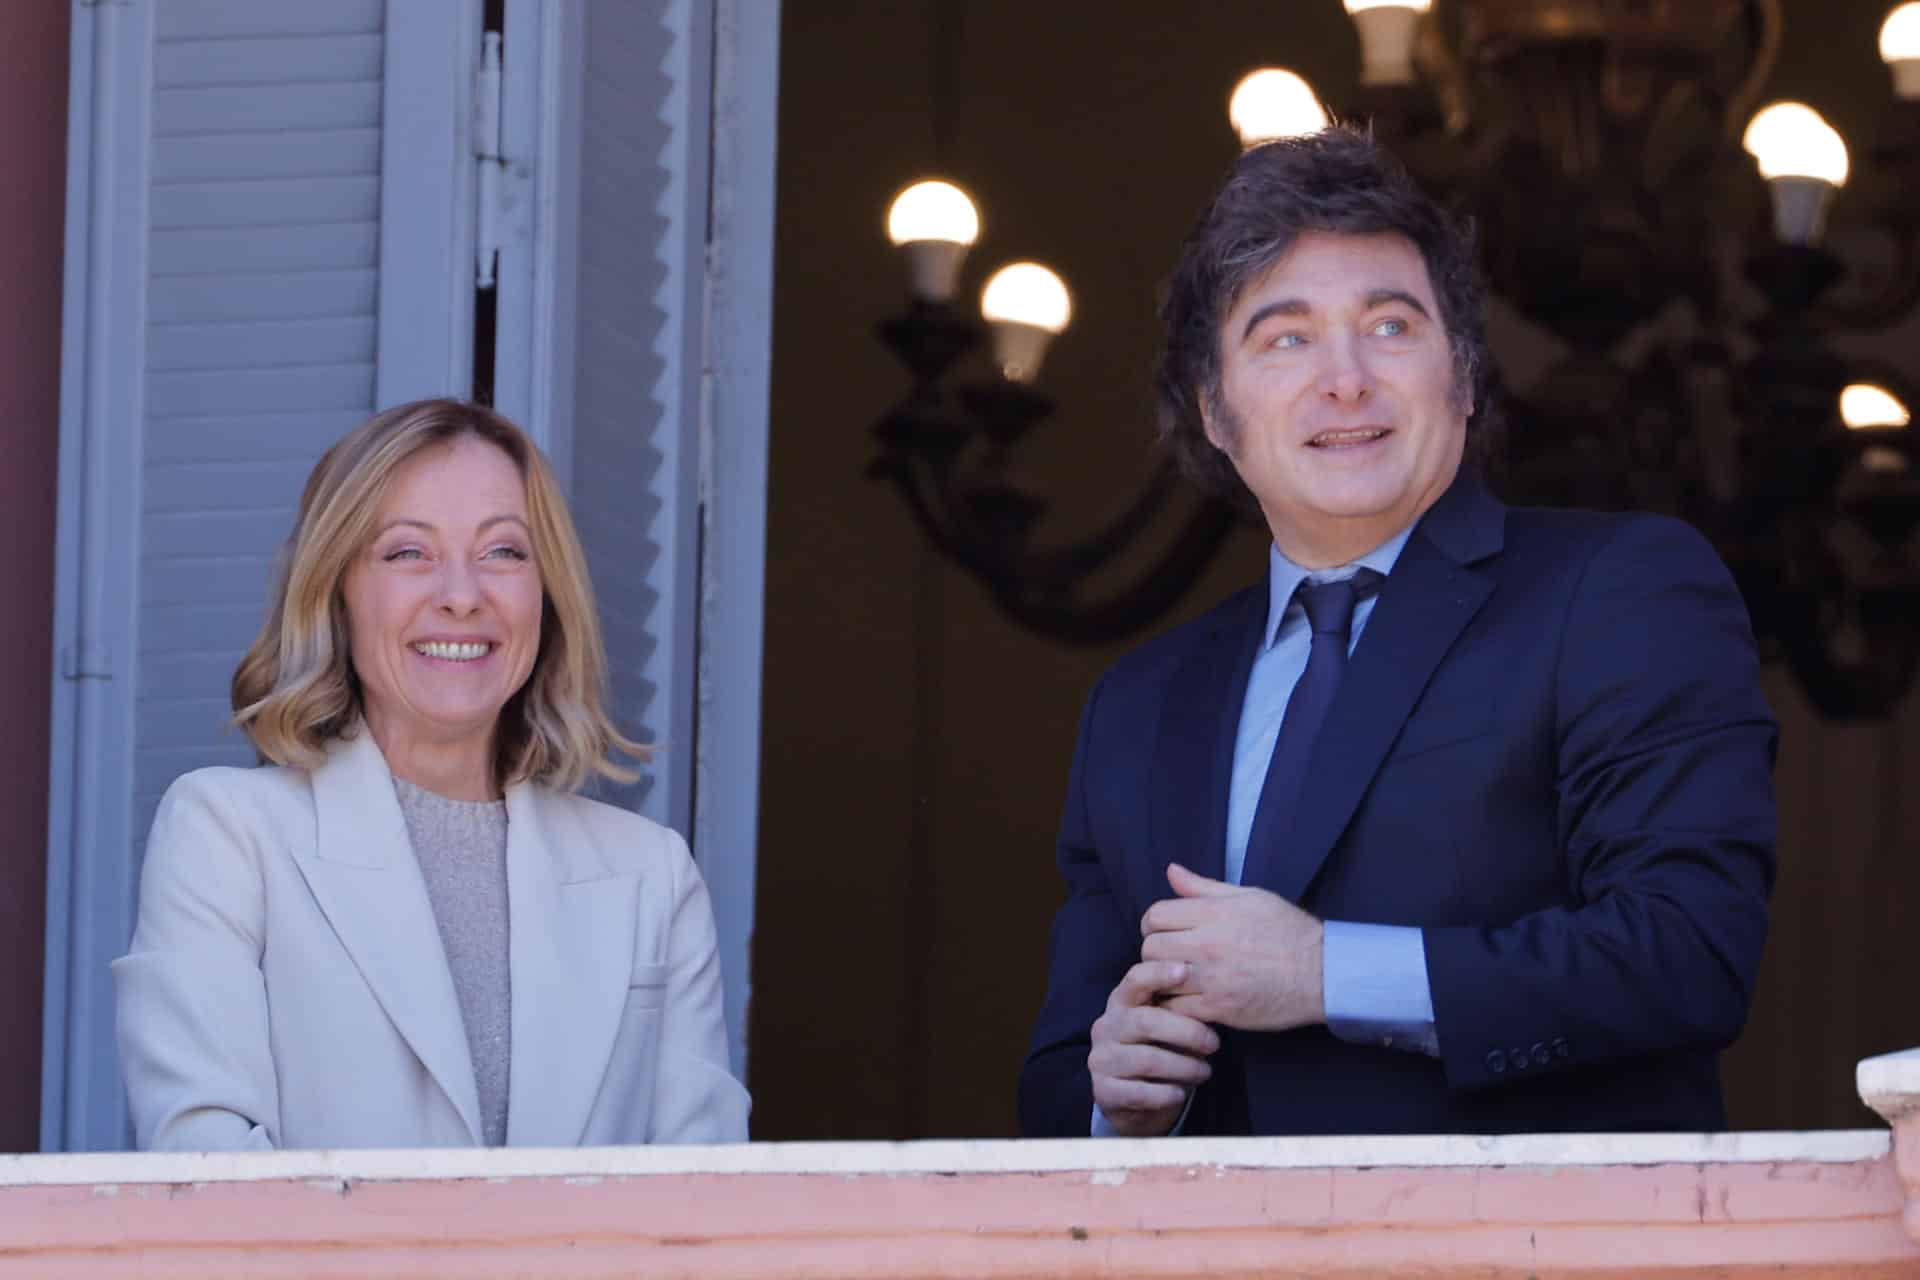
[1141,863,1325,1033]
[1088,960,1220,1137]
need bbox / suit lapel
[1258,474,1506,904]
[298,731,483,1144]
[504,786,638,1147]
[1149,583,1266,892]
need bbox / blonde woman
[114,399,749,1151]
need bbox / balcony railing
[3,1048,1918,1278]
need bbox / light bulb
[886,180,980,301]
[1881,4,1920,97]
[1742,102,1850,185]
[886,180,980,246]
[1345,0,1429,87]
[1842,383,1912,430]
[1743,102,1849,246]
[1228,69,1329,147]
[981,263,1071,332]
[981,262,1070,382]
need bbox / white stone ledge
[0,1128,1891,1188]
[1860,1047,1920,1121]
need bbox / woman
[114,399,749,1150]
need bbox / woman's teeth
[413,641,492,661]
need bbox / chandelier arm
[1724,0,1785,134]
[1774,608,1920,719]
[876,454,1003,581]
[979,499,1242,647]
[1810,222,1920,333]
[1014,459,1193,588]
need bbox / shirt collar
[1262,523,1414,651]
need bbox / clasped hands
[1088,862,1323,1137]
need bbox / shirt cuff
[1092,1090,1195,1137]
[1322,920,1441,1057]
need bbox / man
[1018,128,1775,1138]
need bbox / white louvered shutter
[46,0,476,1151]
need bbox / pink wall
[0,0,68,1150]
[0,1135,1914,1277]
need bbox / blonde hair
[232,398,645,791]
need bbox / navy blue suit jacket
[1018,474,1777,1136]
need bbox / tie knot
[1297,568,1384,638]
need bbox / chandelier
[870,0,1920,716]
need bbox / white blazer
[114,730,750,1151]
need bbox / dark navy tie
[1238,568,1385,893]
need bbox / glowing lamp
[1742,102,1850,246]
[1228,69,1329,147]
[980,262,1071,382]
[886,180,981,301]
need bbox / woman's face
[341,434,545,771]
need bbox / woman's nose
[435,560,482,614]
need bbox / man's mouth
[1308,427,1393,449]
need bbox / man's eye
[1373,317,1408,337]
[1268,332,1306,349]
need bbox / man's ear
[1199,394,1227,453]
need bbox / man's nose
[1319,337,1371,402]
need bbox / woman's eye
[485,545,530,562]
[383,547,425,562]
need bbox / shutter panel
[497,0,706,832]
[488,0,775,1074]
[565,0,701,827]
[45,0,474,1151]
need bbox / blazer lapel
[298,731,483,1144]
[1149,582,1266,893]
[504,786,638,1147]
[1260,474,1506,904]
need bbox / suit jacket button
[1552,1037,1571,1059]
[1485,1050,1507,1075]
[1531,1042,1552,1068]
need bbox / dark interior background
[749,0,1920,1140]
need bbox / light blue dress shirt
[1092,530,1437,1136]
[1228,531,1440,1058]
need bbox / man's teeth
[413,641,492,661]
[1312,429,1389,446]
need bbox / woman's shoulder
[530,785,694,874]
[157,759,313,830]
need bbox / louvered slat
[137,1,389,841]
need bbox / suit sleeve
[1018,675,1142,1136]
[1424,515,1777,1091]
[646,830,752,1143]
[112,774,280,1152]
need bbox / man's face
[1206,230,1467,567]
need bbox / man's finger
[1125,1004,1220,1057]
[1140,895,1213,936]
[1111,960,1188,1008]
[1168,861,1238,898]
[1140,928,1203,967]
[1160,993,1215,1023]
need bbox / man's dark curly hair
[1153,126,1494,515]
